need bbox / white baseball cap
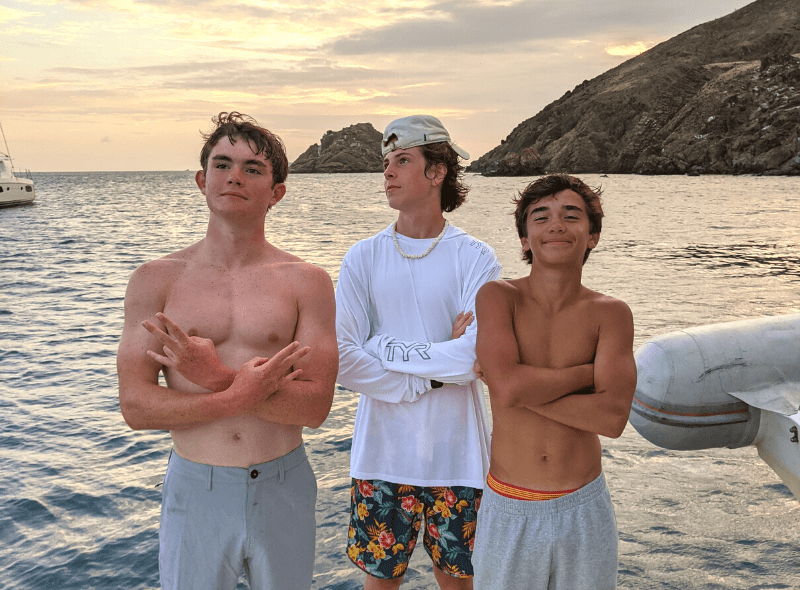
[381,115,469,159]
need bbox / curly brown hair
[514,174,603,264]
[200,112,288,186]
[420,142,469,212]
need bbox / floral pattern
[347,478,481,580]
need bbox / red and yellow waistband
[487,472,578,501]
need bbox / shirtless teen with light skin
[472,174,636,590]
[117,112,337,590]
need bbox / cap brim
[451,143,470,160]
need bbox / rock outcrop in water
[290,123,382,173]
[468,0,800,176]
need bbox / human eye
[246,167,262,175]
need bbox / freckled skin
[118,138,339,468]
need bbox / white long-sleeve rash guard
[336,223,501,488]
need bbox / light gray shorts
[159,444,317,590]
[472,472,618,590]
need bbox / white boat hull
[0,177,35,206]
[630,313,800,499]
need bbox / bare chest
[162,267,298,362]
[513,300,599,368]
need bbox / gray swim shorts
[159,445,317,590]
[472,472,618,590]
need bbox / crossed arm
[530,302,636,438]
[335,249,498,402]
[117,263,337,431]
[475,281,636,438]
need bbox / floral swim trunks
[346,478,482,580]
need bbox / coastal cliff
[290,123,382,173]
[468,0,800,176]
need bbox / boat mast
[0,121,16,175]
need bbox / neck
[201,214,270,267]
[525,263,585,313]
[395,210,447,239]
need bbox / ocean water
[1,171,799,590]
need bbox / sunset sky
[2,0,747,172]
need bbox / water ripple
[1,172,799,589]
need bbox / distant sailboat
[0,122,35,207]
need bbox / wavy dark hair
[514,173,603,264]
[420,142,469,212]
[200,112,288,186]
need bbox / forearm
[531,389,632,438]
[337,343,431,402]
[368,333,477,384]
[251,378,334,429]
[119,379,230,431]
[485,363,594,409]
[204,365,236,392]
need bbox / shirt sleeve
[335,246,431,403]
[369,250,502,384]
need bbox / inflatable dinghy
[630,313,800,500]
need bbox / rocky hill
[290,123,382,173]
[468,0,800,176]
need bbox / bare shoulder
[276,256,332,286]
[583,289,633,326]
[478,278,522,304]
[267,254,334,302]
[126,255,187,296]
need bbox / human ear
[195,170,206,194]
[269,183,287,209]
[588,232,600,250]
[429,163,447,186]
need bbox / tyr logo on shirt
[385,340,432,362]
[468,239,491,256]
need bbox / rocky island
[290,123,382,173]
[468,0,800,176]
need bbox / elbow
[600,406,632,439]
[118,390,149,431]
[305,389,334,430]
[486,379,521,409]
[304,407,330,430]
[305,415,326,430]
[120,403,147,431]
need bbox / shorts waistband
[483,472,608,514]
[487,472,577,501]
[167,444,308,489]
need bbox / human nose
[383,163,394,178]
[227,165,243,185]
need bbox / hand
[451,311,474,339]
[473,360,485,382]
[227,342,311,412]
[143,312,232,391]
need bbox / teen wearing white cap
[336,115,501,590]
